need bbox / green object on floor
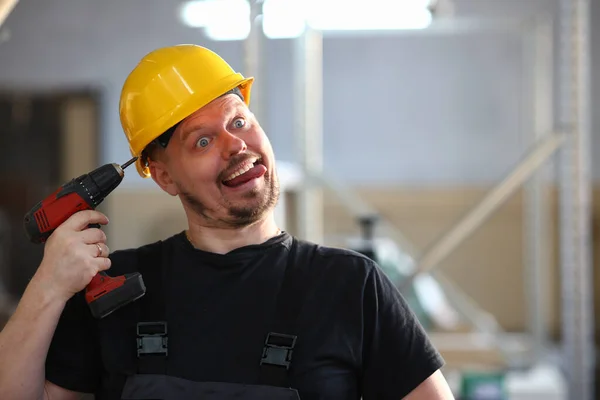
[459,370,507,400]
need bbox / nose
[220,130,247,160]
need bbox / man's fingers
[91,255,112,272]
[81,228,107,244]
[97,257,112,271]
[63,210,109,231]
[98,243,109,258]
[89,243,109,258]
[88,255,111,274]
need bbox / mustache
[218,152,263,181]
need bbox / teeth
[224,157,259,181]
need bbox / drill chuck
[80,163,124,208]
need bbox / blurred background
[0,0,597,399]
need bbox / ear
[149,160,179,196]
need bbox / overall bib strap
[134,241,170,375]
[259,238,312,388]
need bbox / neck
[185,213,281,254]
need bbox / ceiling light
[179,0,434,41]
[179,0,251,41]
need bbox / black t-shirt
[45,231,444,399]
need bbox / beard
[179,169,280,229]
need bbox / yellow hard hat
[119,44,254,178]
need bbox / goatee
[180,171,280,228]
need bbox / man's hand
[33,210,111,303]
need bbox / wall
[1,0,588,188]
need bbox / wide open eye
[196,136,212,148]
[233,118,246,129]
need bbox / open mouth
[221,157,267,188]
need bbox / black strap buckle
[260,332,297,370]
[137,321,168,357]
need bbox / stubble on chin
[178,171,280,228]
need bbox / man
[0,45,454,399]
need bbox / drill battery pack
[87,273,146,319]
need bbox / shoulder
[295,237,375,266]
[292,237,412,311]
[292,236,382,288]
[107,232,182,275]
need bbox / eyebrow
[179,102,246,142]
[180,122,206,143]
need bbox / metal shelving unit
[557,1,595,399]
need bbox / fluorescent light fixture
[306,0,433,31]
[179,0,212,28]
[262,0,433,38]
[179,0,433,41]
[179,0,251,41]
[262,0,306,39]
[204,0,251,41]
[306,0,432,31]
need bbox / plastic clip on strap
[135,244,169,375]
[137,321,168,358]
[136,321,168,374]
[261,332,297,369]
[258,239,309,388]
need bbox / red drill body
[23,159,145,318]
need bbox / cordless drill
[23,157,146,319]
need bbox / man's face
[149,94,279,228]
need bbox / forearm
[0,276,67,400]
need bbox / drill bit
[121,157,138,170]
